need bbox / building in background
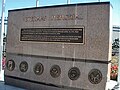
[112,26,120,40]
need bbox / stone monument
[5,2,112,90]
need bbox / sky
[0,0,120,26]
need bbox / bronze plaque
[20,28,84,43]
[19,61,28,72]
[68,67,80,80]
[88,69,102,84]
[6,60,15,71]
[50,65,61,78]
[33,63,44,75]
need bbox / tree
[111,38,119,80]
[112,38,120,56]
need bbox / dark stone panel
[4,76,87,90]
[4,76,29,90]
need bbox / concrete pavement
[0,81,25,90]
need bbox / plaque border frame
[19,26,85,44]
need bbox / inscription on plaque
[6,60,15,71]
[20,28,84,43]
[88,69,102,84]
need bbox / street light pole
[36,0,39,7]
[67,0,70,4]
[0,0,5,81]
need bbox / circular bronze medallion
[50,65,61,78]
[6,60,15,71]
[33,63,44,75]
[88,69,102,84]
[19,61,28,72]
[68,67,80,80]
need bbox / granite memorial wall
[5,2,112,90]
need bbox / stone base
[5,53,108,90]
[5,75,83,90]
